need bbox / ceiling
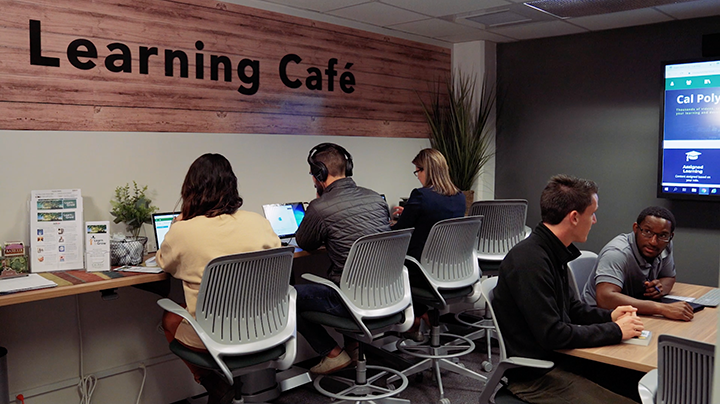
[223,0,720,47]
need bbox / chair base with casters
[298,229,417,404]
[453,308,497,372]
[389,307,488,404]
[301,310,411,404]
[386,216,487,404]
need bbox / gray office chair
[567,250,598,303]
[389,216,486,404]
[638,334,715,404]
[478,277,554,404]
[457,200,530,371]
[301,229,414,404]
[469,199,530,275]
[158,247,298,404]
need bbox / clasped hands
[611,305,644,340]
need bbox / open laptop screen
[262,203,305,239]
[152,212,180,250]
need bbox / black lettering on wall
[306,67,322,90]
[29,20,60,67]
[340,63,355,94]
[67,39,97,70]
[279,54,302,89]
[139,46,158,74]
[105,43,132,73]
[237,59,259,95]
[195,41,204,79]
[211,55,232,82]
[165,49,189,77]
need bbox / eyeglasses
[413,168,423,177]
[638,227,673,243]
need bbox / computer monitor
[658,58,720,201]
[262,202,306,239]
[151,212,179,250]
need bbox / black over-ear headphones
[307,143,354,183]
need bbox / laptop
[151,212,180,251]
[262,202,306,246]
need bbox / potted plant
[109,181,158,265]
[420,71,495,213]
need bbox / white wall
[0,131,429,249]
[0,131,430,403]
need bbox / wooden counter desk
[558,283,718,373]
[0,248,321,307]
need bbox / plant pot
[462,190,475,216]
[110,236,147,266]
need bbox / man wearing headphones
[295,143,391,374]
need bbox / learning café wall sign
[0,0,450,137]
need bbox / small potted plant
[109,181,158,265]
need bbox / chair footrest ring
[313,365,409,402]
[454,309,494,329]
[396,333,475,359]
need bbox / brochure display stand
[30,189,84,272]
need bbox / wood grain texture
[558,283,718,372]
[0,0,450,137]
[0,249,316,307]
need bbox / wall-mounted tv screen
[658,58,720,201]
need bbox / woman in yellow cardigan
[158,153,280,404]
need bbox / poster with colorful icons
[30,189,84,272]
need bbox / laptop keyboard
[694,288,720,307]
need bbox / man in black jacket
[493,174,644,404]
[295,143,390,374]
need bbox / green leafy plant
[420,71,495,191]
[110,181,158,239]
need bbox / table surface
[0,269,168,307]
[0,249,319,307]
[558,282,718,372]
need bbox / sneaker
[310,350,352,374]
[402,331,425,342]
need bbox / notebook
[0,273,57,295]
[262,202,306,245]
[151,212,180,251]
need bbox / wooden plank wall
[0,0,451,137]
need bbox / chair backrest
[419,216,483,289]
[195,247,295,350]
[469,199,528,258]
[481,277,508,361]
[567,250,598,303]
[339,229,414,317]
[657,334,715,404]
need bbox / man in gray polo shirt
[583,206,694,321]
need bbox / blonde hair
[412,149,460,196]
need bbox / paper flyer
[30,189,84,272]
[86,221,110,272]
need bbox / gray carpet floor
[173,333,500,404]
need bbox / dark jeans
[508,367,638,404]
[508,357,642,404]
[295,283,350,356]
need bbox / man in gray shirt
[583,206,694,321]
